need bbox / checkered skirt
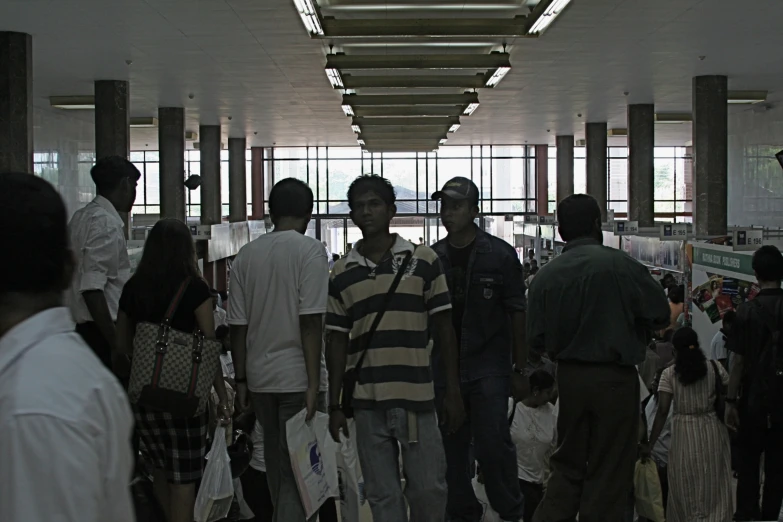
[134,406,208,484]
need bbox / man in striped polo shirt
[326,175,465,522]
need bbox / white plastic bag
[233,478,254,520]
[195,426,235,522]
[286,408,331,518]
[336,421,365,522]
[473,477,501,522]
[313,412,340,498]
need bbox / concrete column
[0,32,32,173]
[250,147,265,219]
[693,75,728,237]
[556,135,574,204]
[534,145,549,215]
[627,104,655,227]
[94,80,129,159]
[228,137,247,222]
[586,122,608,221]
[199,125,221,225]
[95,80,130,235]
[159,107,186,221]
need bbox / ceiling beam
[364,144,441,153]
[326,53,510,70]
[354,106,465,117]
[353,116,460,127]
[320,16,529,37]
[343,92,479,106]
[359,128,449,139]
[341,74,486,89]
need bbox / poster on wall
[691,273,760,324]
[622,236,681,272]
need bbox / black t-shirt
[119,277,212,332]
[447,240,475,343]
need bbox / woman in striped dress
[644,326,733,521]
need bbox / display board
[688,243,758,347]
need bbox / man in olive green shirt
[528,195,670,522]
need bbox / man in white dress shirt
[0,172,135,522]
[66,156,140,369]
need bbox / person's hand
[305,386,318,422]
[725,403,740,433]
[512,371,530,402]
[217,402,232,426]
[441,387,466,435]
[329,409,349,443]
[235,382,250,412]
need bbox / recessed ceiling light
[357,138,366,146]
[607,128,628,137]
[341,104,355,117]
[463,102,480,116]
[485,66,511,87]
[293,0,323,35]
[449,124,461,133]
[529,0,573,35]
[727,90,767,104]
[49,96,95,110]
[325,68,344,89]
[439,138,448,145]
[130,117,158,128]
[351,125,361,133]
[185,131,198,141]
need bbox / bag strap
[163,277,192,323]
[508,400,519,426]
[355,251,413,375]
[709,360,722,396]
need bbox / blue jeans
[436,376,524,522]
[354,408,448,522]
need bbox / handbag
[710,360,726,423]
[128,278,222,417]
[342,252,412,418]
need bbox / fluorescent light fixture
[529,0,572,35]
[439,138,448,145]
[293,0,324,35]
[727,90,767,104]
[325,67,344,89]
[185,131,198,141]
[463,102,480,116]
[485,66,511,87]
[357,139,366,146]
[341,104,355,117]
[607,128,628,137]
[351,125,361,133]
[654,112,692,124]
[449,124,461,133]
[50,96,95,110]
[575,139,586,146]
[130,117,158,128]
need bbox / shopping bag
[336,421,366,522]
[195,426,235,522]
[233,478,254,520]
[286,408,331,518]
[473,476,501,522]
[313,412,340,498]
[634,459,665,522]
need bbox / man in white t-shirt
[708,310,735,370]
[229,178,329,522]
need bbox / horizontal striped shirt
[326,235,451,411]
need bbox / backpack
[749,299,783,423]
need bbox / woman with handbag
[643,327,732,522]
[116,218,230,522]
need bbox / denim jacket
[431,227,526,385]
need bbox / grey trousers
[251,391,326,522]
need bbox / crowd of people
[2,157,783,522]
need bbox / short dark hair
[269,178,314,220]
[347,175,396,211]
[668,284,685,305]
[722,310,736,326]
[529,369,555,393]
[557,194,601,242]
[0,172,69,294]
[752,245,783,282]
[90,156,141,193]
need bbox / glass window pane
[654,147,675,158]
[328,159,361,202]
[275,160,308,184]
[608,158,628,203]
[383,158,418,205]
[145,151,160,161]
[130,151,145,162]
[609,147,628,158]
[438,146,472,158]
[575,146,586,159]
[654,158,675,201]
[220,161,229,205]
[574,158,587,194]
[548,157,557,205]
[492,158,526,211]
[145,163,160,205]
[328,147,363,160]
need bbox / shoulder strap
[163,277,192,323]
[508,400,519,426]
[355,252,413,373]
[709,360,720,393]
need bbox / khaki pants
[534,362,640,522]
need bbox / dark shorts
[134,406,208,484]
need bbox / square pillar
[535,145,549,215]
[228,137,247,222]
[94,80,130,159]
[0,32,32,173]
[556,135,574,204]
[628,104,655,227]
[251,147,265,219]
[159,107,186,221]
[693,75,728,237]
[586,122,608,221]
[199,125,222,225]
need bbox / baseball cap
[431,176,479,204]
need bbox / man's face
[120,176,138,212]
[440,196,476,234]
[350,190,395,236]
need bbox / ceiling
[2,0,783,149]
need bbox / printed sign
[614,220,639,235]
[733,229,763,252]
[660,223,688,241]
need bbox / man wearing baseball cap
[430,176,527,522]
